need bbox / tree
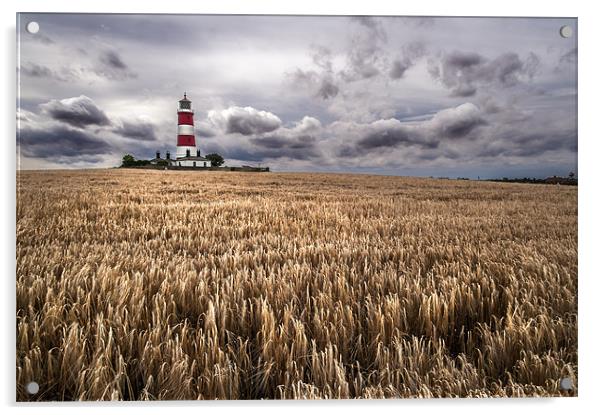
[568,171,575,179]
[121,154,135,167]
[205,153,225,167]
[121,154,150,167]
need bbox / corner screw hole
[26,381,39,395]
[560,377,573,391]
[560,25,573,38]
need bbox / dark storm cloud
[340,103,486,157]
[19,62,76,82]
[389,41,426,80]
[205,114,323,163]
[446,51,484,68]
[311,45,335,71]
[40,96,111,128]
[251,134,316,150]
[357,128,421,150]
[29,32,55,45]
[213,147,265,163]
[513,133,577,156]
[289,69,339,100]
[439,114,487,138]
[350,16,387,42]
[100,50,128,70]
[506,125,577,151]
[343,45,382,81]
[494,52,539,83]
[113,120,158,141]
[477,129,577,158]
[560,47,577,64]
[20,63,54,78]
[316,77,340,99]
[18,125,112,158]
[292,18,425,95]
[220,139,320,162]
[95,49,137,80]
[389,59,411,79]
[288,45,341,100]
[210,106,282,135]
[195,123,217,138]
[340,22,386,82]
[341,16,391,82]
[429,51,541,96]
[338,122,432,158]
[247,134,320,160]
[291,19,390,93]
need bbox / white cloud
[208,106,282,135]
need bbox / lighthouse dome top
[179,92,191,102]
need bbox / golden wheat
[16,169,577,400]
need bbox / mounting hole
[26,381,39,395]
[26,21,40,34]
[560,377,573,391]
[559,25,573,38]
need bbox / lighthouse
[150,93,212,168]
[176,93,196,159]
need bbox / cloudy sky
[17,14,577,178]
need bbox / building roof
[175,156,210,161]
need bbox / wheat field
[16,169,577,400]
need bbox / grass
[16,169,577,400]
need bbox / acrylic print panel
[16,13,577,401]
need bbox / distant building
[150,93,211,168]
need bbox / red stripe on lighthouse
[178,112,194,125]
[177,135,196,147]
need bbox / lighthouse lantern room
[176,93,197,160]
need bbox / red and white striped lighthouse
[176,93,196,159]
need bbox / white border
[3,1,600,414]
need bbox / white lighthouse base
[176,146,197,159]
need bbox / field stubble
[16,169,577,400]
